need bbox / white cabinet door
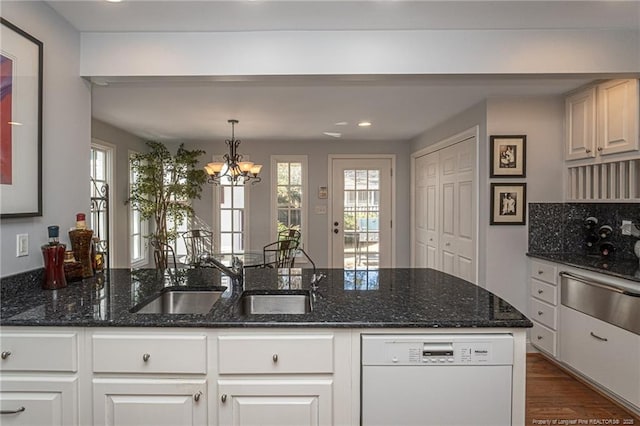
[438,138,476,282]
[565,87,597,160]
[218,379,333,426]
[93,378,207,426]
[413,152,439,268]
[597,79,639,156]
[0,377,78,426]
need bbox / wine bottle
[585,233,599,248]
[598,225,612,239]
[599,242,615,257]
[584,216,598,230]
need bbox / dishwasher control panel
[361,334,513,366]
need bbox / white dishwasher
[361,334,514,426]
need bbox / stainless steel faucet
[206,255,244,283]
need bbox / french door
[330,157,393,269]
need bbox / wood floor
[527,354,639,425]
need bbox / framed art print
[490,135,526,178]
[490,183,526,225]
[1,19,43,218]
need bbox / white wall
[184,138,411,268]
[80,29,640,77]
[409,97,564,314]
[91,118,150,268]
[0,2,92,277]
[484,97,564,313]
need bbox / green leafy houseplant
[128,141,207,269]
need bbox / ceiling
[46,0,639,143]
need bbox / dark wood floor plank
[526,354,639,425]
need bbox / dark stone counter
[1,268,532,328]
[527,252,640,283]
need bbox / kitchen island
[0,268,531,425]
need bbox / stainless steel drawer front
[560,272,640,336]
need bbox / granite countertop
[527,252,640,283]
[0,268,532,328]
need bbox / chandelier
[205,119,262,185]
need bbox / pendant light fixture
[204,119,262,185]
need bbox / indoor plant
[128,141,207,268]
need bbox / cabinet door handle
[537,311,543,316]
[221,394,227,403]
[194,391,202,402]
[142,353,150,362]
[272,354,278,363]
[537,335,543,340]
[585,148,591,154]
[590,331,608,342]
[537,289,544,294]
[1,351,11,360]
[1,407,25,415]
[537,270,544,275]
[597,146,603,152]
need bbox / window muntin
[272,156,307,245]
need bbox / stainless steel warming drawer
[560,272,640,336]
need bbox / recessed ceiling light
[334,121,348,126]
[358,121,372,127]
[105,0,122,3]
[7,121,23,126]
[323,132,342,138]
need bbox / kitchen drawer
[0,332,78,372]
[92,334,207,374]
[560,306,640,406]
[218,334,334,374]
[530,260,557,285]
[530,278,558,305]
[531,322,557,357]
[530,298,557,330]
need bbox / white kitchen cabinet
[0,377,78,426]
[215,331,350,426]
[92,379,207,426]
[560,305,640,407]
[565,79,639,161]
[90,330,208,426]
[528,259,559,357]
[217,379,333,426]
[0,330,80,425]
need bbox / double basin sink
[131,287,312,315]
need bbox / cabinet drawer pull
[537,311,543,316]
[537,270,544,275]
[1,351,11,360]
[597,146,603,152]
[194,391,202,402]
[142,353,150,362]
[537,335,543,340]
[1,407,25,415]
[537,289,544,294]
[221,394,227,403]
[590,332,608,342]
[272,354,278,363]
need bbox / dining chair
[149,237,178,269]
[181,229,214,267]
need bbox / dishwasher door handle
[559,272,640,297]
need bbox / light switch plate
[16,234,28,257]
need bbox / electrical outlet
[622,220,633,235]
[16,234,28,257]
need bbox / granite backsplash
[529,202,640,260]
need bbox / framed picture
[1,19,43,218]
[490,135,526,178]
[490,183,526,225]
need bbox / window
[128,151,148,266]
[271,156,307,244]
[215,164,248,255]
[90,142,113,267]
